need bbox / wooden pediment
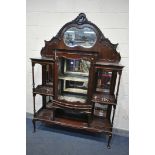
[41,13,121,63]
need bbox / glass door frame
[54,52,95,104]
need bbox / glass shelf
[59,74,88,82]
[63,88,87,94]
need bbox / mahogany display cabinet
[30,13,124,148]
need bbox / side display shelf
[33,84,53,96]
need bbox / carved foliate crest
[74,13,88,25]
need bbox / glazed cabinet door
[54,54,94,104]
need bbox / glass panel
[45,64,53,85]
[64,58,90,76]
[63,27,97,48]
[94,103,108,117]
[96,69,112,94]
[58,57,90,103]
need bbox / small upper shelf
[30,57,55,65]
[95,61,124,70]
[92,93,116,105]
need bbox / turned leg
[91,102,95,120]
[52,109,55,121]
[32,94,36,132]
[87,114,91,127]
[107,134,112,149]
[32,119,36,133]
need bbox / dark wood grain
[40,13,121,63]
[30,13,124,148]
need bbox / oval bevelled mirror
[63,27,97,48]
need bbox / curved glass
[63,27,97,48]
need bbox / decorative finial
[74,13,88,25]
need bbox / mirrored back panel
[64,58,90,76]
[95,68,112,94]
[63,27,97,48]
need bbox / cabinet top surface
[95,61,124,68]
[30,57,54,61]
[30,57,124,68]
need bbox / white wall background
[26,0,129,131]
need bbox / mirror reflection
[64,27,97,48]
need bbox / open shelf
[33,84,53,96]
[34,108,112,133]
[92,93,116,105]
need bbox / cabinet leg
[107,134,112,149]
[32,119,36,133]
[53,109,55,121]
[91,102,95,119]
[87,114,91,127]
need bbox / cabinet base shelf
[33,108,112,134]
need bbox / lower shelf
[34,108,112,134]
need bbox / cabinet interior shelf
[63,88,87,94]
[64,71,88,76]
[59,74,88,82]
